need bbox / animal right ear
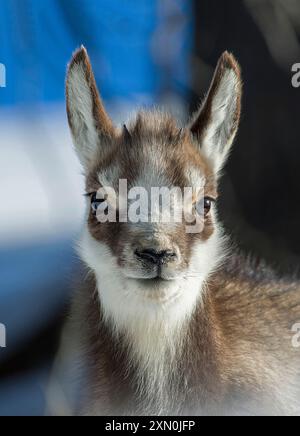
[66,46,115,169]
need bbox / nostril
[135,249,158,265]
[135,249,177,265]
[160,250,177,263]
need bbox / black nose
[135,249,177,265]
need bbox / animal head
[66,47,242,328]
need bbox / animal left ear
[190,52,242,174]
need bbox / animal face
[85,112,218,283]
[66,47,242,324]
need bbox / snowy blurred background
[1,0,300,416]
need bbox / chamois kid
[64,47,300,416]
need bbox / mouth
[124,263,181,286]
[127,274,178,290]
[135,276,168,284]
[126,274,184,304]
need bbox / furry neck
[83,277,223,415]
[94,272,202,414]
[81,271,223,415]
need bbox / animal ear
[190,52,242,174]
[66,46,115,169]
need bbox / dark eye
[196,197,214,217]
[90,192,106,215]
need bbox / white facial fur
[79,222,224,328]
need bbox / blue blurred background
[0,0,192,105]
[1,0,300,416]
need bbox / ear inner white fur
[190,52,242,174]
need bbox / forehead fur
[86,110,216,194]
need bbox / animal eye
[196,197,214,217]
[90,192,106,214]
[204,197,212,214]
